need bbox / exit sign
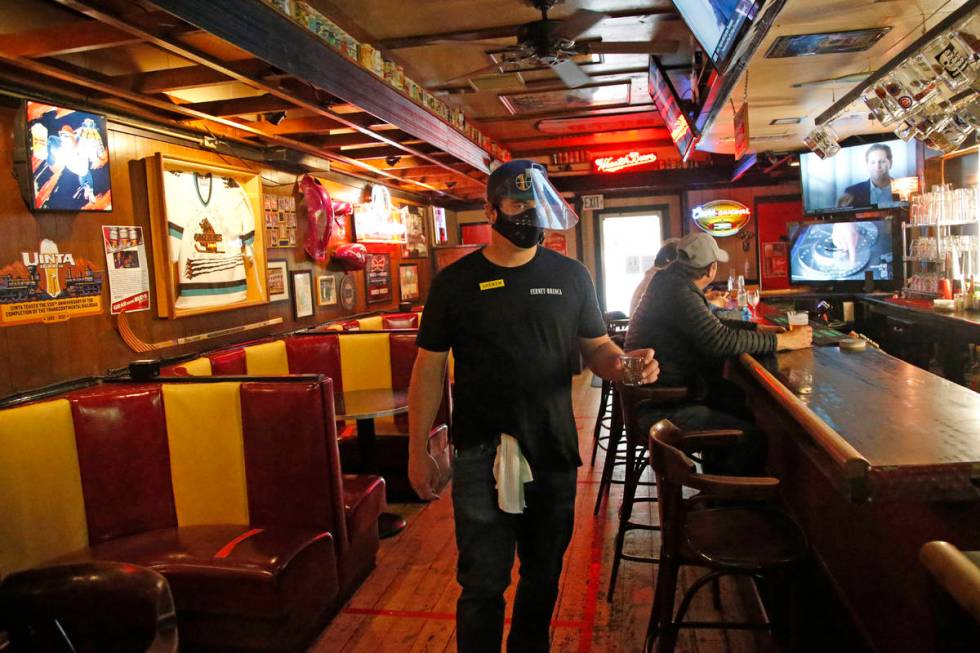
[582,194,604,210]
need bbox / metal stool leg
[593,387,624,515]
[590,377,612,466]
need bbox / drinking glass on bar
[787,311,809,332]
[747,289,760,317]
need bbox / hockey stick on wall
[116,310,283,353]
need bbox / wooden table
[336,388,409,538]
[730,344,980,653]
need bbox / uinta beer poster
[0,238,103,325]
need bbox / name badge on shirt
[479,279,505,291]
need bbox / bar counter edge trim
[737,353,871,481]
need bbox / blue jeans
[452,440,577,653]
[637,380,766,475]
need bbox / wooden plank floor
[310,373,773,652]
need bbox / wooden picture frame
[291,270,314,319]
[267,259,289,303]
[399,263,420,302]
[317,274,338,306]
[145,153,268,319]
[365,252,392,304]
[339,273,357,310]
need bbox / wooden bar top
[740,345,980,502]
[861,295,980,333]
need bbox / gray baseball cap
[676,232,730,267]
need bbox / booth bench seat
[0,377,382,652]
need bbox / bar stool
[0,562,178,652]
[920,540,980,652]
[645,419,808,653]
[606,383,688,599]
[590,312,629,467]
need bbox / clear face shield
[494,164,579,230]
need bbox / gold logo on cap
[514,173,532,192]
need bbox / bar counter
[729,343,980,653]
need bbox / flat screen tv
[800,139,917,215]
[788,217,897,287]
[672,0,758,71]
[24,101,113,211]
[647,56,699,160]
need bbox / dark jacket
[624,264,777,392]
[842,180,872,207]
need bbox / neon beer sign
[691,200,751,237]
[593,151,658,173]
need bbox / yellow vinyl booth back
[339,333,392,392]
[244,341,290,376]
[0,400,89,576]
[181,357,213,376]
[162,383,250,527]
[357,315,385,331]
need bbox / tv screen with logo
[647,56,698,160]
[25,101,112,212]
[788,217,895,284]
[800,139,917,215]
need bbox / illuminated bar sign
[691,200,751,237]
[593,151,658,173]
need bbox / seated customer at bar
[626,232,813,474]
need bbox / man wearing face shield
[408,160,659,652]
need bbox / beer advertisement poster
[102,225,150,315]
[26,101,113,212]
[365,252,392,304]
[0,239,103,326]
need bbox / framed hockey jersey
[145,154,268,318]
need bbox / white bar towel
[493,434,534,514]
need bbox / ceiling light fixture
[769,117,802,125]
[385,155,401,167]
[264,111,287,126]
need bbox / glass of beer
[787,311,809,332]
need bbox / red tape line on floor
[341,607,587,629]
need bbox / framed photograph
[317,274,338,306]
[339,273,357,310]
[499,82,631,116]
[399,263,420,302]
[365,252,392,304]
[263,195,297,248]
[145,154,268,319]
[291,270,314,319]
[401,206,429,258]
[765,28,891,59]
[25,100,112,211]
[267,259,289,303]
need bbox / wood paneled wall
[0,108,436,398]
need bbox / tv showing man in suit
[837,143,899,209]
[800,138,915,214]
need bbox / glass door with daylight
[599,212,663,315]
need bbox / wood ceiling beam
[346,145,447,161]
[0,51,461,201]
[379,9,679,49]
[46,0,474,197]
[108,59,284,94]
[180,94,296,117]
[140,0,491,172]
[512,139,676,158]
[475,103,655,123]
[0,20,141,58]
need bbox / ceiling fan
[442,0,679,89]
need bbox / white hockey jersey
[165,171,255,309]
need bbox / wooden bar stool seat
[645,419,808,653]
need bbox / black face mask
[492,207,544,249]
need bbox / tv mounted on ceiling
[647,56,699,161]
[672,0,759,72]
[23,101,113,212]
[799,138,918,215]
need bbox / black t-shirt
[417,247,606,470]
